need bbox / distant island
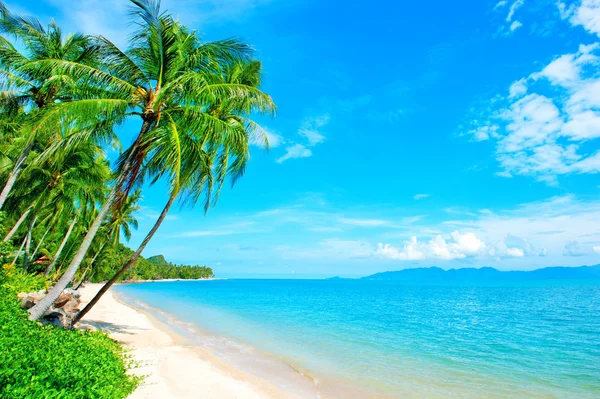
[329,265,600,281]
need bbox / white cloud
[375,231,486,261]
[564,240,586,256]
[413,194,430,200]
[172,222,258,237]
[495,0,508,9]
[509,79,528,98]
[275,114,329,163]
[264,128,284,148]
[466,41,600,182]
[594,245,600,254]
[276,144,312,163]
[506,0,525,21]
[510,20,523,31]
[373,195,600,264]
[298,114,330,146]
[375,238,426,261]
[507,247,525,257]
[467,124,500,141]
[559,0,600,37]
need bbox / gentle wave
[114,279,600,398]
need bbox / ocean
[114,279,600,398]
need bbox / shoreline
[77,283,307,399]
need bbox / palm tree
[29,0,274,321]
[106,190,141,247]
[73,59,270,325]
[74,190,142,285]
[4,138,110,275]
[0,5,97,209]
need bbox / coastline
[77,283,306,399]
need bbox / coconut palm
[4,139,110,274]
[106,190,141,247]
[0,5,98,209]
[28,0,275,321]
[73,58,270,325]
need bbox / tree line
[0,0,273,326]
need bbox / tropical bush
[1,263,48,293]
[0,271,137,398]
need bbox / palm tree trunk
[28,125,149,321]
[3,206,32,242]
[45,216,77,276]
[32,224,52,258]
[0,144,32,210]
[73,193,176,325]
[74,265,91,290]
[12,235,27,265]
[29,188,118,320]
[22,214,38,272]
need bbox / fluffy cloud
[277,114,330,163]
[276,144,312,163]
[375,231,486,261]
[466,40,600,182]
[559,0,600,37]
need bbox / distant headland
[328,265,600,281]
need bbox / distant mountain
[362,265,600,281]
[146,255,169,266]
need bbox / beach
[77,284,305,399]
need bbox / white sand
[77,284,305,399]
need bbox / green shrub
[1,263,48,293]
[0,271,138,398]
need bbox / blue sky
[11,0,600,277]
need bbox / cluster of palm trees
[0,0,274,325]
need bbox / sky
[9,0,600,277]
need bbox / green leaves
[0,270,138,398]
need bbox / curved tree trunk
[72,241,107,290]
[73,194,176,325]
[29,188,118,320]
[29,126,149,321]
[0,144,32,210]
[3,207,32,242]
[32,224,52,258]
[45,216,77,276]
[22,214,38,272]
[12,235,27,265]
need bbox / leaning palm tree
[73,61,266,323]
[74,190,142,285]
[28,0,274,321]
[0,5,97,209]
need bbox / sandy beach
[77,284,305,399]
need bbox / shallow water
[115,279,600,398]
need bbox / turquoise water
[115,279,600,398]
